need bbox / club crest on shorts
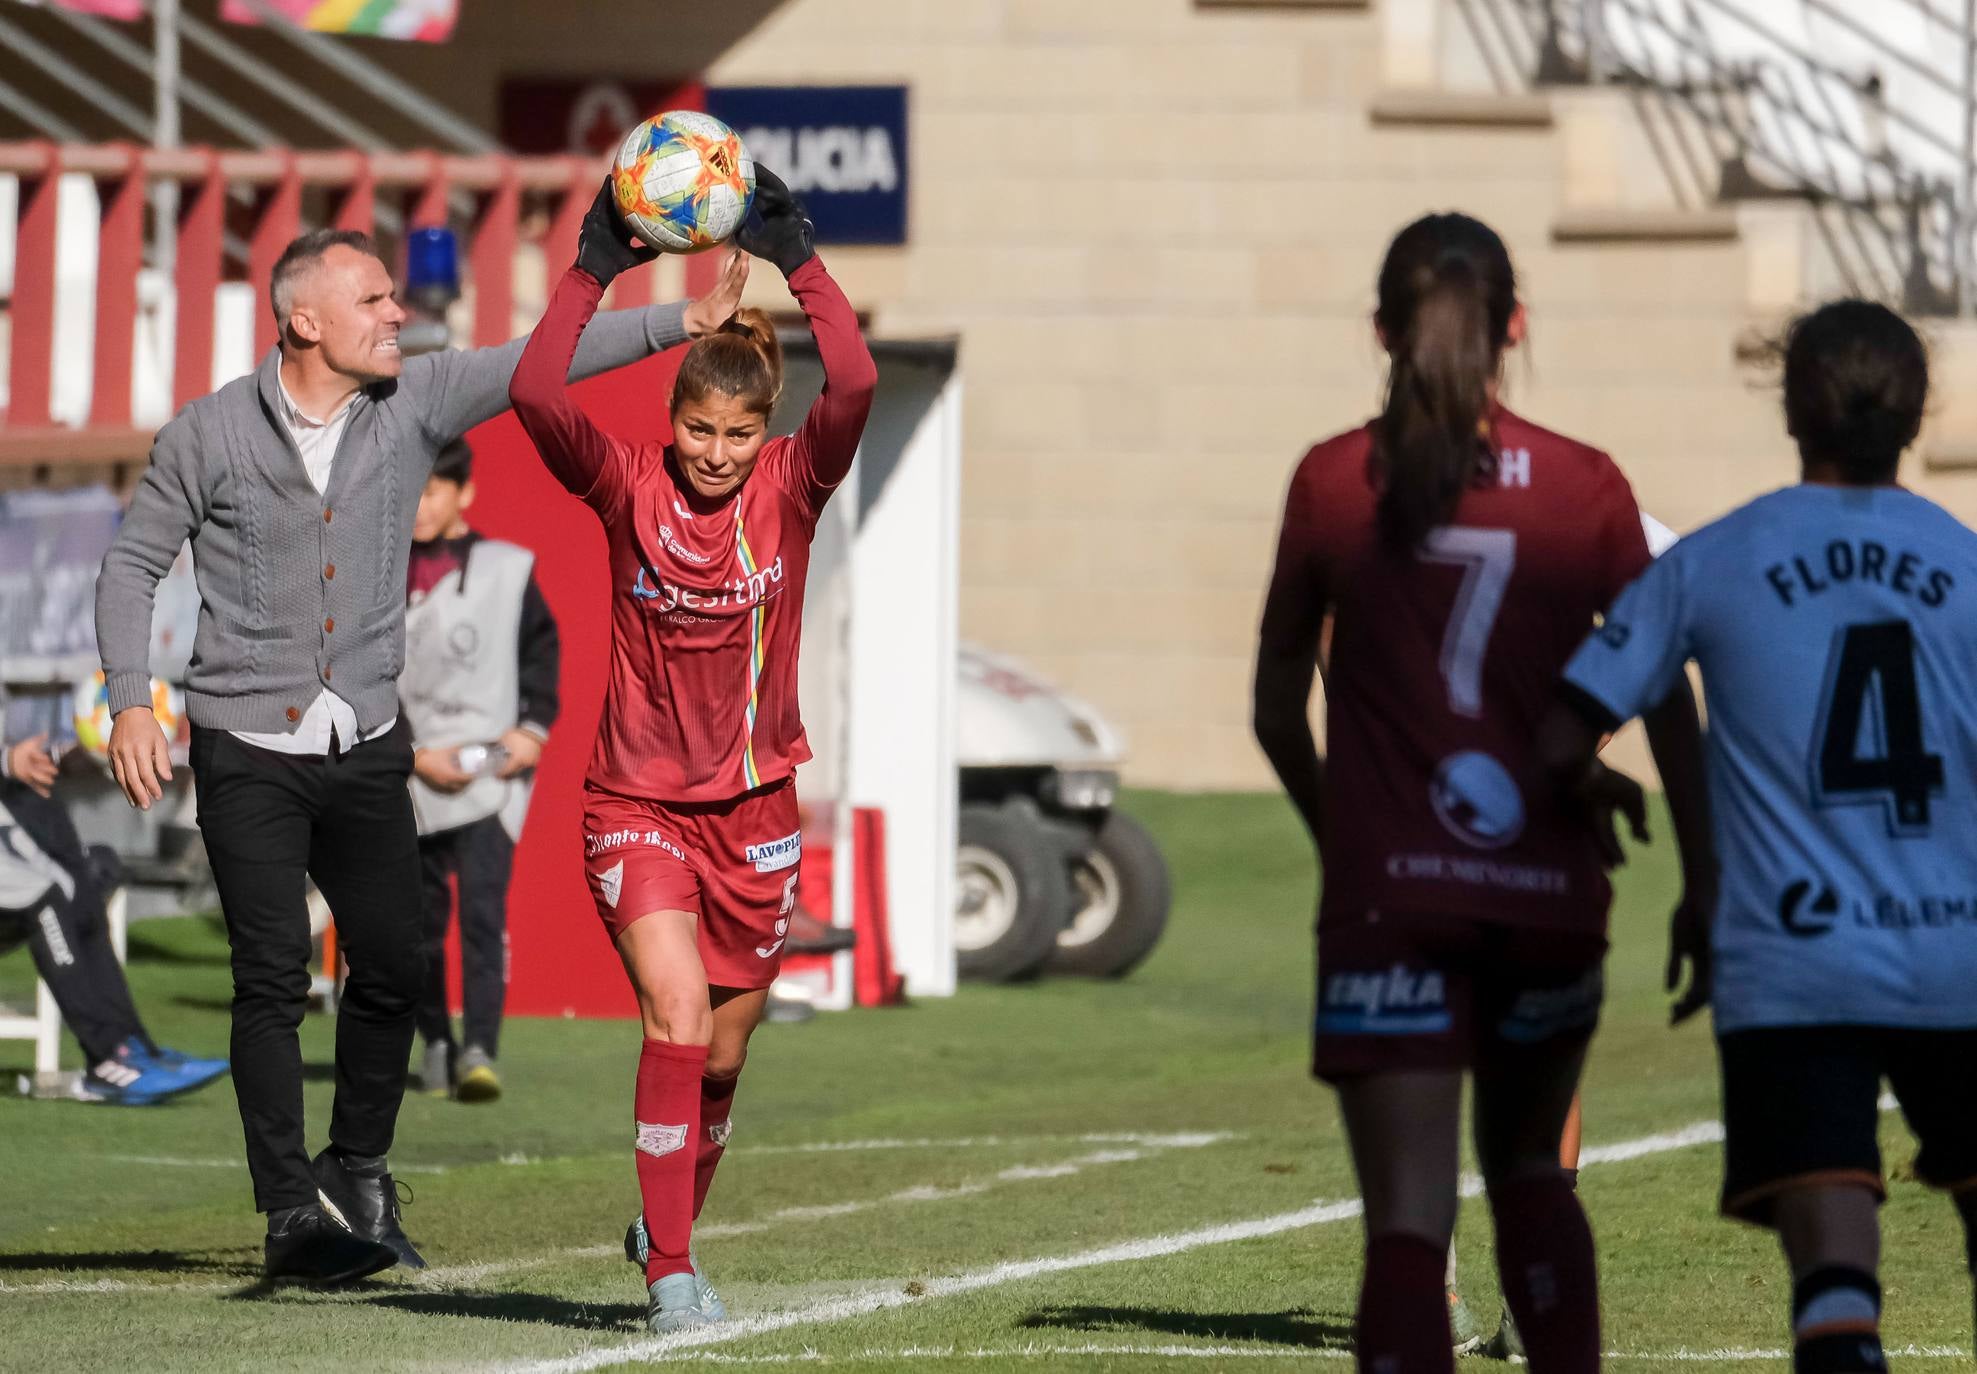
[635,1120,688,1158]
[745,830,802,873]
[598,859,624,910]
[707,1120,732,1148]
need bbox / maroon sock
[635,1039,707,1284]
[693,1071,740,1220]
[1490,1172,1601,1372]
[1356,1232,1454,1374]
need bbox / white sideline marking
[93,1153,451,1176]
[0,1278,234,1295]
[740,1131,1232,1155]
[493,1107,1899,1374]
[419,1146,1210,1288]
[496,1199,1372,1372]
[529,1344,1971,1366]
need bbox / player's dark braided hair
[1372,212,1518,551]
[1780,299,1927,484]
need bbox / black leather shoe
[263,1203,398,1285]
[311,1148,427,1269]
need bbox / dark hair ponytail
[1373,213,1518,551]
[672,307,785,417]
[1780,298,1927,484]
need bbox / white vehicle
[953,644,1171,983]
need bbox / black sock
[1793,1266,1884,1373]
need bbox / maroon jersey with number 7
[1259,406,1652,934]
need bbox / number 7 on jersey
[1420,527,1517,718]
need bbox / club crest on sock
[635,1120,688,1158]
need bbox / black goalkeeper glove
[575,178,657,287]
[737,166,816,278]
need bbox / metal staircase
[1457,0,1977,312]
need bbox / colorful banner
[22,1,145,21]
[219,0,457,42]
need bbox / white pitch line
[493,1198,1372,1373]
[536,1344,1972,1366]
[92,1153,451,1176]
[489,1109,1823,1374]
[739,1131,1233,1156]
[0,1277,236,1295]
[418,1146,1203,1289]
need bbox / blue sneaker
[80,1039,228,1106]
[133,1042,230,1090]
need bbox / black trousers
[0,780,148,1063]
[416,813,513,1057]
[191,722,424,1214]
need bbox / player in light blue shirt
[1544,300,1977,1374]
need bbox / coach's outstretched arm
[419,180,743,444]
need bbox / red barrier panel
[8,145,59,428]
[89,154,145,428]
[462,349,685,1018]
[173,156,227,411]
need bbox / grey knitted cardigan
[95,302,687,735]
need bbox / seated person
[1,718,228,1105]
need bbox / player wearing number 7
[1545,300,1977,1374]
[508,171,875,1334]
[1253,211,1707,1373]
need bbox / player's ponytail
[1779,299,1927,485]
[673,307,785,417]
[1373,213,1518,551]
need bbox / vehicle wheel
[955,802,1074,982]
[1046,809,1171,977]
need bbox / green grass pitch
[0,791,1969,1371]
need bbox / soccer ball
[612,110,755,254]
[72,670,180,764]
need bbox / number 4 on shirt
[1812,619,1945,836]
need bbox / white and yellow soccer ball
[611,109,756,254]
[72,670,180,763]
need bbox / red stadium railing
[0,141,721,470]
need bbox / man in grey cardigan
[95,191,732,1284]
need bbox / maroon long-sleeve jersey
[511,259,877,804]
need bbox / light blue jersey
[1563,484,1977,1033]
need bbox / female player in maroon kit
[1252,213,1706,1373]
[509,171,875,1333]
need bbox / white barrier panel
[786,338,961,999]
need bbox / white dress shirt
[229,373,396,756]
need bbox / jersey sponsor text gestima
[1564,484,1977,1032]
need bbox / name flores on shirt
[1765,539,1954,609]
[632,555,787,618]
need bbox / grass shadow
[364,1289,644,1332]
[0,1248,256,1279]
[1021,1304,1355,1349]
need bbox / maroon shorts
[1312,912,1607,1083]
[581,778,802,989]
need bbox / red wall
[461,349,682,1019]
